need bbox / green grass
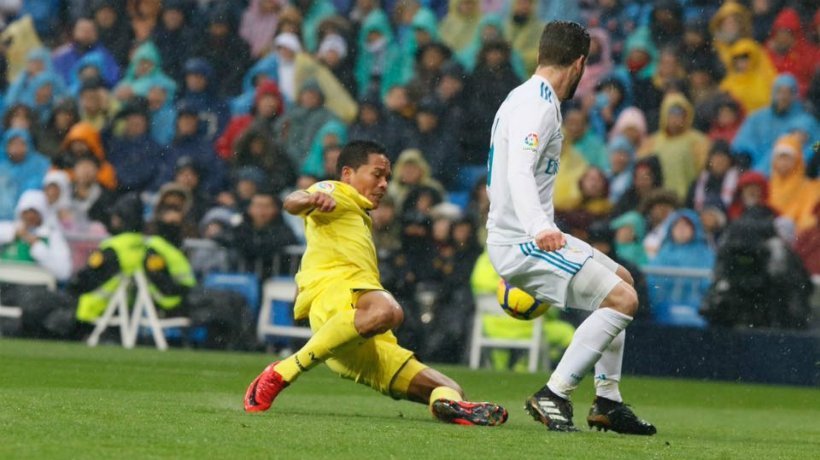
[1,340,818,459]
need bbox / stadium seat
[454,165,487,192]
[447,191,470,211]
[644,266,712,329]
[468,294,548,373]
[0,264,58,323]
[257,277,312,343]
[202,273,260,315]
[86,271,191,351]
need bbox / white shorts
[488,234,622,311]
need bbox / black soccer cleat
[524,386,579,432]
[586,397,657,436]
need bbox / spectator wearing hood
[0,190,71,281]
[588,72,632,138]
[133,74,178,147]
[146,182,199,242]
[36,99,80,160]
[606,135,636,205]
[178,57,231,141]
[610,210,647,267]
[4,48,63,111]
[686,140,740,213]
[294,0,335,54]
[317,31,357,96]
[608,106,647,150]
[192,6,252,98]
[638,94,711,201]
[766,8,819,97]
[719,38,777,113]
[503,0,542,75]
[301,119,348,179]
[387,148,446,212]
[456,13,526,79]
[354,11,404,99]
[42,170,73,230]
[273,32,358,123]
[709,1,774,76]
[647,209,715,316]
[438,0,482,53]
[114,41,176,103]
[152,0,197,84]
[66,50,110,98]
[240,0,286,58]
[154,102,225,196]
[0,129,50,220]
[727,171,772,222]
[217,79,284,161]
[273,81,337,167]
[732,74,819,175]
[768,134,820,232]
[397,1,440,84]
[90,0,132,68]
[107,100,161,193]
[229,52,280,116]
[58,121,117,191]
[617,28,658,87]
[52,18,121,88]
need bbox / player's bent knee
[355,292,403,336]
[602,282,638,317]
[616,265,634,286]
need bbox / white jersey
[486,75,563,245]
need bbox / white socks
[547,308,632,400]
[594,330,625,402]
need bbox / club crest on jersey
[523,133,539,151]
[316,182,335,193]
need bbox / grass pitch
[1,339,818,459]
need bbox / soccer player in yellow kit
[244,141,508,426]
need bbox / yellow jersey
[293,181,383,319]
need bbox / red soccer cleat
[431,399,509,426]
[244,361,289,412]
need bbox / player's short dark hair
[538,21,590,68]
[336,140,388,177]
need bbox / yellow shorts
[306,280,420,397]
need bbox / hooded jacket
[60,122,118,190]
[355,10,405,99]
[301,120,348,178]
[638,94,711,200]
[503,1,543,74]
[0,129,51,220]
[387,149,447,211]
[455,14,526,79]
[610,210,648,267]
[769,134,820,231]
[766,8,819,96]
[0,189,71,280]
[438,0,482,52]
[732,74,819,176]
[727,171,772,221]
[719,39,777,113]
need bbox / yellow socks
[429,386,462,409]
[275,309,362,382]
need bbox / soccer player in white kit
[486,21,655,435]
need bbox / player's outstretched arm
[283,190,336,215]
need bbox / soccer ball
[496,279,549,320]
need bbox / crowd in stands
[0,1,818,358]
